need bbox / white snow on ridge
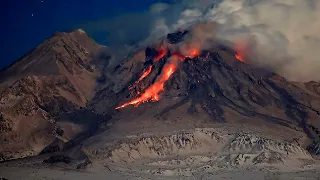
[77,29,86,34]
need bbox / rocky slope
[82,128,316,177]
[0,29,109,161]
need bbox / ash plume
[154,0,320,81]
[85,0,320,81]
[208,0,320,82]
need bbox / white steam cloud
[151,0,320,81]
[86,0,320,81]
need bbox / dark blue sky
[1,0,172,69]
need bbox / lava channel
[116,63,177,109]
[116,47,200,110]
[154,46,167,62]
[235,53,244,62]
[129,45,169,90]
[129,65,153,90]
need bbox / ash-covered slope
[0,29,110,161]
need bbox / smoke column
[87,0,320,81]
[151,0,320,81]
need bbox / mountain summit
[0,29,108,160]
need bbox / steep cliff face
[0,29,109,161]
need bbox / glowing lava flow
[233,41,247,63]
[188,48,200,58]
[116,46,200,110]
[129,65,153,90]
[235,53,244,62]
[139,65,152,81]
[116,63,176,109]
[128,45,168,90]
[173,48,200,61]
[154,46,167,62]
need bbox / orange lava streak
[233,40,247,63]
[129,65,153,90]
[117,45,201,110]
[172,48,200,61]
[188,48,200,58]
[235,53,244,62]
[154,46,167,62]
[116,64,177,109]
[138,65,152,81]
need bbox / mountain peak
[0,27,106,161]
[54,28,86,35]
[0,28,101,84]
[75,29,86,34]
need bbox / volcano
[1,27,320,179]
[93,29,320,135]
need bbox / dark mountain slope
[0,29,109,161]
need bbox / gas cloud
[90,0,320,82]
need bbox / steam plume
[151,0,320,81]
[86,0,320,81]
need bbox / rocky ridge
[0,29,108,161]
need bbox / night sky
[1,0,172,69]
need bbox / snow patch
[77,29,86,34]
